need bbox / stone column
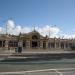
[40,41,43,49]
[64,42,66,49]
[59,41,61,49]
[2,41,3,47]
[5,40,8,49]
[46,41,48,49]
[48,39,51,48]
[48,41,50,49]
[54,38,56,49]
[26,40,30,48]
[54,43,56,49]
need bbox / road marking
[0,68,75,74]
[54,69,63,75]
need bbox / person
[8,46,10,50]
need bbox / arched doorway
[32,41,38,47]
[31,35,39,48]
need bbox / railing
[0,68,75,75]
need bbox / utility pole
[17,32,22,53]
[49,27,50,38]
[33,25,35,31]
[6,22,7,35]
[5,21,8,50]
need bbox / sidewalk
[0,49,75,55]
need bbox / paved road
[0,68,75,75]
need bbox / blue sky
[0,0,75,38]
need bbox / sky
[0,0,75,38]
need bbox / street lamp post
[5,22,9,52]
[17,32,23,53]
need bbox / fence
[0,68,75,75]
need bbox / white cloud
[21,27,31,33]
[0,19,75,39]
[15,26,21,32]
[0,27,2,32]
[7,25,31,35]
[6,24,60,36]
[6,19,15,29]
[7,25,21,35]
[36,25,60,37]
[0,20,61,37]
[50,26,60,34]
[61,34,75,39]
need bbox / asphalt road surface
[0,68,75,75]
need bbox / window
[32,35,38,39]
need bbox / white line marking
[55,69,63,75]
[0,68,75,74]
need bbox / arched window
[32,35,38,40]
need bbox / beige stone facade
[0,30,74,50]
